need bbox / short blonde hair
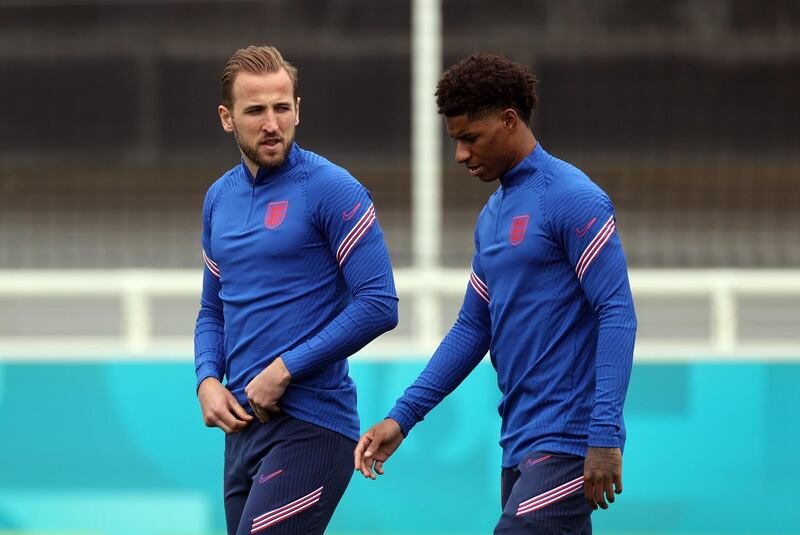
[220,45,298,108]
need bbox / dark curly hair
[435,53,538,123]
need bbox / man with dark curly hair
[355,53,637,534]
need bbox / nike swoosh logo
[526,455,551,467]
[258,469,284,484]
[576,217,597,238]
[342,202,362,221]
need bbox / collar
[499,142,547,189]
[241,142,302,185]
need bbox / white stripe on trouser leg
[251,486,323,532]
[516,476,584,516]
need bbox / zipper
[243,172,257,230]
[495,186,505,241]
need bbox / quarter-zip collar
[499,142,546,190]
[240,142,302,185]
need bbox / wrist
[385,418,405,438]
[272,356,292,385]
[195,363,224,391]
[197,376,222,395]
[385,406,415,437]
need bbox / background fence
[2,269,800,360]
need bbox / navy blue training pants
[223,413,355,535]
[495,452,592,534]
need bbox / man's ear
[503,108,519,132]
[295,97,301,126]
[219,105,235,133]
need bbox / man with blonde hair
[195,45,398,535]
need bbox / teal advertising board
[0,360,797,534]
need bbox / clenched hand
[244,356,292,423]
[197,377,253,433]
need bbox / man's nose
[261,113,279,134]
[455,142,470,164]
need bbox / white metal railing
[0,269,799,362]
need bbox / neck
[242,154,259,178]
[506,129,537,173]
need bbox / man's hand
[197,377,253,433]
[354,419,404,479]
[583,447,623,510]
[244,357,292,423]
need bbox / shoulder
[540,151,612,215]
[206,165,240,195]
[298,147,369,201]
[299,147,360,184]
[203,165,241,217]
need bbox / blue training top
[387,144,637,468]
[194,143,398,442]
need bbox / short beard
[234,128,294,171]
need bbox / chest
[211,178,319,269]
[477,189,560,275]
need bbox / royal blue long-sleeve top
[387,143,637,468]
[194,143,398,441]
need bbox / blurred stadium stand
[1,0,799,270]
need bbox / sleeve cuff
[588,424,620,448]
[280,345,314,379]
[195,362,224,393]
[386,402,419,437]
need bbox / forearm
[194,267,226,390]
[388,316,490,436]
[280,291,398,378]
[588,301,637,447]
[194,311,225,388]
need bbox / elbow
[196,308,223,325]
[355,292,399,335]
[381,298,399,333]
[597,298,638,331]
[626,301,638,334]
[374,295,399,334]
